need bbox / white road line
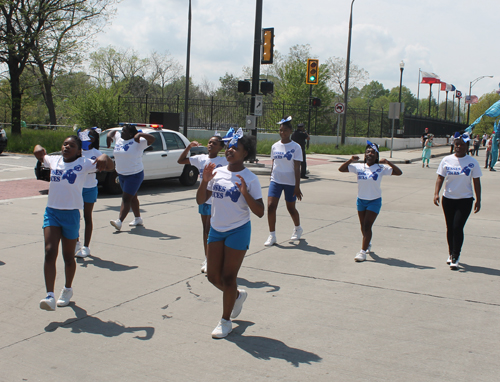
[0,177,34,182]
[0,195,47,203]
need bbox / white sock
[360,249,366,254]
[295,225,301,230]
[270,231,276,236]
[47,292,55,298]
[64,287,72,292]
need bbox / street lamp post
[467,75,493,124]
[397,60,404,131]
[341,0,355,145]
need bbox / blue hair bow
[222,127,244,148]
[366,140,379,153]
[276,116,292,125]
[77,129,92,150]
[454,132,471,143]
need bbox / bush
[4,127,73,153]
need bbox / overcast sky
[95,0,499,100]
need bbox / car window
[173,133,186,149]
[100,132,114,148]
[148,132,163,151]
[162,132,183,150]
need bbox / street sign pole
[388,102,401,159]
[336,114,340,148]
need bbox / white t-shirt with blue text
[270,141,303,186]
[82,148,102,188]
[348,163,393,200]
[190,154,228,205]
[113,132,149,175]
[207,166,262,232]
[43,155,96,210]
[437,154,482,199]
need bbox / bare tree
[325,56,369,100]
[148,51,182,99]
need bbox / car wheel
[104,170,122,194]
[179,164,199,186]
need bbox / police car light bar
[118,122,163,129]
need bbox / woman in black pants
[434,132,482,270]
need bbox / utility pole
[250,0,263,139]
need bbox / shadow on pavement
[459,263,500,276]
[276,239,335,256]
[226,321,322,367]
[369,252,435,269]
[127,226,181,241]
[77,255,138,272]
[44,303,154,340]
[0,260,5,266]
[237,277,280,293]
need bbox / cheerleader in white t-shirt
[34,136,113,311]
[339,141,402,262]
[264,116,304,246]
[178,135,227,273]
[434,131,482,270]
[196,132,264,339]
[75,128,104,258]
[107,124,155,231]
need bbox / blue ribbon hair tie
[366,140,379,153]
[277,116,292,125]
[214,130,221,137]
[91,126,102,134]
[454,132,471,143]
[222,127,244,148]
[77,129,92,150]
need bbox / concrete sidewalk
[1,150,499,381]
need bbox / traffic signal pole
[250,0,263,139]
[307,84,312,149]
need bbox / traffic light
[312,97,321,107]
[260,81,274,95]
[237,80,251,93]
[261,28,274,64]
[306,59,319,85]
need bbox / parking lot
[1,147,500,381]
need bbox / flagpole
[428,84,432,117]
[445,91,449,120]
[452,93,455,121]
[417,69,421,116]
[437,86,440,117]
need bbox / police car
[35,123,208,194]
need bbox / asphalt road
[1,148,499,381]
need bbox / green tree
[71,85,121,129]
[388,85,418,115]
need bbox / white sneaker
[264,235,277,246]
[446,255,451,265]
[110,219,122,231]
[129,217,143,226]
[211,318,232,339]
[354,250,367,262]
[231,289,247,319]
[366,243,372,253]
[450,260,459,270]
[74,241,82,256]
[291,227,303,240]
[56,288,73,307]
[40,296,56,311]
[201,259,207,273]
[75,246,90,258]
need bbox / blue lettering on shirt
[225,185,241,203]
[357,167,382,181]
[274,149,295,160]
[445,163,474,176]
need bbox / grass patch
[4,127,74,154]
[4,127,387,156]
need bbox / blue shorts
[118,170,144,195]
[207,221,251,250]
[268,181,296,202]
[82,186,98,204]
[43,207,80,240]
[198,203,211,216]
[357,197,382,214]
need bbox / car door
[161,131,187,177]
[142,131,168,179]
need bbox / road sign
[334,102,345,114]
[254,95,263,116]
[388,102,401,119]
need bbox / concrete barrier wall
[185,129,448,150]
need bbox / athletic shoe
[354,250,367,262]
[450,261,459,270]
[366,243,372,253]
[110,219,122,231]
[40,296,56,311]
[75,246,90,258]
[201,259,207,273]
[129,217,144,226]
[264,235,277,246]
[211,318,232,339]
[446,256,451,265]
[291,227,303,240]
[56,288,73,307]
[231,289,247,319]
[74,241,82,256]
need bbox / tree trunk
[9,63,23,136]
